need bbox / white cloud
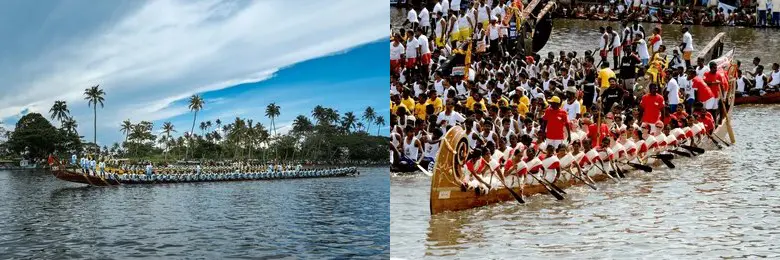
[0,0,387,144]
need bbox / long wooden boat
[429,53,737,215]
[50,166,359,187]
[734,92,780,105]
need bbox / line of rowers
[68,155,354,181]
[391,60,732,195]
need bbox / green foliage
[5,113,82,159]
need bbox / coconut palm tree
[62,117,78,134]
[312,105,326,125]
[120,120,132,146]
[362,106,376,133]
[342,112,357,133]
[206,120,212,133]
[266,103,281,136]
[49,100,70,126]
[186,94,204,159]
[292,115,313,134]
[375,116,385,136]
[162,122,176,160]
[200,121,207,135]
[325,108,340,125]
[84,85,105,146]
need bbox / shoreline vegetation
[0,86,389,167]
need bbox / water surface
[0,167,389,259]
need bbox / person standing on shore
[772,0,780,27]
[404,4,419,32]
[607,26,621,69]
[757,0,768,26]
[679,27,694,69]
[419,6,431,35]
[598,27,609,63]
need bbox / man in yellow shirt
[414,94,428,120]
[424,90,444,114]
[401,91,416,110]
[597,62,616,89]
[465,92,486,112]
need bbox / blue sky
[0,0,388,145]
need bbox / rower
[145,162,153,178]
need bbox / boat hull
[51,167,359,186]
[734,92,780,105]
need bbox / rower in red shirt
[638,84,665,133]
[541,96,570,150]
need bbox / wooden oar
[527,172,565,200]
[609,160,626,178]
[563,168,597,190]
[710,133,730,147]
[668,149,692,157]
[496,170,525,204]
[650,153,674,160]
[593,161,620,183]
[621,161,653,172]
[414,163,433,177]
[539,170,567,194]
[576,164,599,185]
[680,145,705,154]
[656,154,676,169]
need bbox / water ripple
[0,167,389,259]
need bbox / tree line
[0,86,388,164]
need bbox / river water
[0,167,389,259]
[391,10,780,259]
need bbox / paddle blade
[660,158,676,169]
[416,164,433,177]
[669,150,692,157]
[508,187,525,204]
[680,145,705,154]
[651,154,674,160]
[628,162,653,172]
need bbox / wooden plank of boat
[519,0,542,21]
[535,1,556,23]
[429,52,737,215]
[695,32,725,62]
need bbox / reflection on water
[391,107,780,258]
[0,167,389,259]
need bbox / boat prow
[51,166,121,186]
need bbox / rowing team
[458,107,720,196]
[100,167,358,183]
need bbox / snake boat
[429,50,737,215]
[50,166,359,187]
